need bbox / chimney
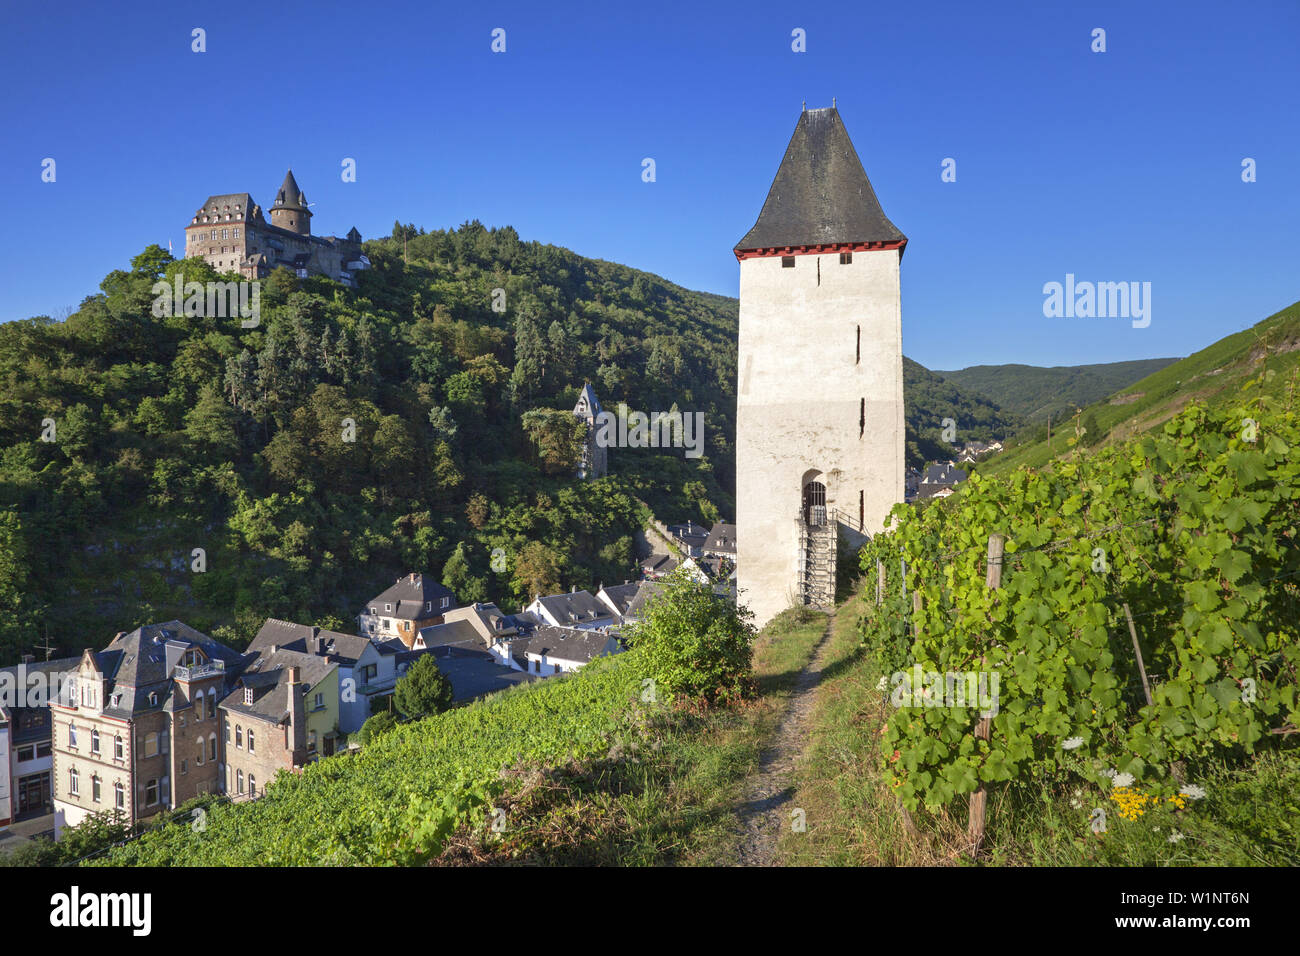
[316,635,325,655]
[286,666,305,759]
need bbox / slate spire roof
[273,169,308,211]
[735,106,905,253]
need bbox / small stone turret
[270,169,312,236]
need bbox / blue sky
[1,0,1296,369]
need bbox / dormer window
[385,604,392,612]
[243,687,253,705]
[441,597,450,609]
[148,692,158,707]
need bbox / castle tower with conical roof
[270,169,312,236]
[734,106,906,626]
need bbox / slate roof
[191,193,256,224]
[415,618,483,650]
[272,169,308,211]
[574,382,602,419]
[248,619,372,667]
[735,106,905,252]
[519,626,619,665]
[922,462,967,485]
[622,581,665,622]
[640,553,679,576]
[596,582,641,617]
[86,622,247,719]
[702,522,737,556]
[532,590,613,626]
[219,648,333,725]
[363,573,457,621]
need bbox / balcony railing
[174,660,225,682]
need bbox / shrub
[623,570,756,704]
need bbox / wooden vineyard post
[876,559,884,606]
[912,590,922,637]
[1122,602,1154,707]
[968,532,1005,858]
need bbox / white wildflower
[1062,736,1085,750]
[1111,772,1135,788]
[876,676,889,692]
[1167,830,1185,843]
[1179,784,1206,800]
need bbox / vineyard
[96,651,650,866]
[859,375,1299,849]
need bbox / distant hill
[902,357,1024,467]
[983,299,1300,476]
[935,358,1180,423]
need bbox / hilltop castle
[184,170,369,287]
[734,106,906,626]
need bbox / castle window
[210,230,217,241]
[840,252,853,264]
[781,256,795,268]
[856,325,860,364]
[233,228,240,239]
[222,229,228,239]
[860,398,865,437]
[859,490,864,529]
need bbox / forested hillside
[0,223,1032,666]
[903,357,1023,464]
[0,223,739,664]
[935,358,1180,424]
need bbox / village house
[248,619,394,735]
[524,589,617,630]
[414,602,519,651]
[358,573,459,648]
[640,553,679,579]
[0,657,79,828]
[496,626,623,677]
[49,622,249,839]
[667,521,710,557]
[701,522,737,560]
[218,653,333,801]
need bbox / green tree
[393,654,454,719]
[357,710,398,745]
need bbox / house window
[233,228,240,239]
[247,730,255,753]
[144,734,158,758]
[196,737,205,765]
[441,597,450,609]
[840,252,853,264]
[92,775,101,803]
[313,693,323,711]
[243,687,253,705]
[69,723,77,748]
[69,768,79,796]
[114,781,125,809]
[426,601,432,612]
[208,734,217,761]
[235,725,243,749]
[91,729,100,754]
[236,770,244,795]
[207,688,216,716]
[181,759,188,775]
[369,607,376,615]
[210,229,217,241]
[195,695,204,720]
[148,692,158,707]
[385,604,392,612]
[222,228,228,239]
[248,775,256,797]
[114,735,123,760]
[307,731,317,754]
[145,779,159,805]
[781,256,795,268]
[16,744,34,761]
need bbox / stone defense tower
[734,106,906,627]
[270,169,312,236]
[573,382,608,478]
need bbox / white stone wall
[735,249,904,627]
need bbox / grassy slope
[780,584,1300,866]
[438,606,828,865]
[984,299,1300,477]
[935,358,1180,423]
